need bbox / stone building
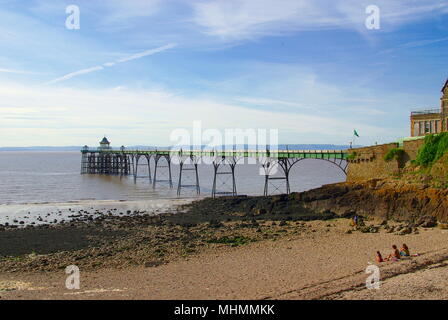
[410,79,448,137]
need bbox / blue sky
[0,0,447,147]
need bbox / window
[414,122,419,136]
[425,121,430,134]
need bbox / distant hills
[0,144,360,151]
[0,146,82,151]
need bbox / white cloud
[31,0,162,23]
[381,36,448,54]
[99,0,163,24]
[191,0,448,40]
[236,97,312,110]
[0,68,38,74]
[0,82,391,147]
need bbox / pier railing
[81,147,348,160]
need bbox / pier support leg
[212,156,238,198]
[81,152,88,174]
[262,157,302,196]
[129,155,135,177]
[119,154,131,177]
[87,153,96,174]
[85,152,101,174]
[127,155,131,175]
[153,154,173,189]
[133,154,152,184]
[177,154,200,196]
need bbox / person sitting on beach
[400,244,410,257]
[375,251,384,263]
[385,245,401,261]
[352,215,358,227]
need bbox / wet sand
[0,198,196,228]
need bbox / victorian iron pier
[81,142,348,197]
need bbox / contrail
[45,43,177,85]
[46,66,104,84]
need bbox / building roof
[100,137,110,144]
[442,79,448,93]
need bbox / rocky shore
[0,196,334,273]
[1,212,447,299]
[1,178,446,274]
[297,179,448,223]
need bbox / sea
[0,151,346,205]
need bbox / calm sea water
[0,151,346,205]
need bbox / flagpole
[351,129,359,149]
[350,130,354,149]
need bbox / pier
[81,140,348,197]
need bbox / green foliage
[416,133,448,167]
[383,148,404,162]
[347,152,357,160]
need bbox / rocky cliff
[296,179,448,223]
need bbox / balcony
[411,108,441,116]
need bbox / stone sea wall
[346,138,425,182]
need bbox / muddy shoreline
[0,198,196,229]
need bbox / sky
[0,0,447,147]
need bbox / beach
[1,194,448,300]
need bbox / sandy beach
[1,196,448,300]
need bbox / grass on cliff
[416,132,448,167]
[347,152,357,160]
[384,148,404,162]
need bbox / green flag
[354,129,359,138]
